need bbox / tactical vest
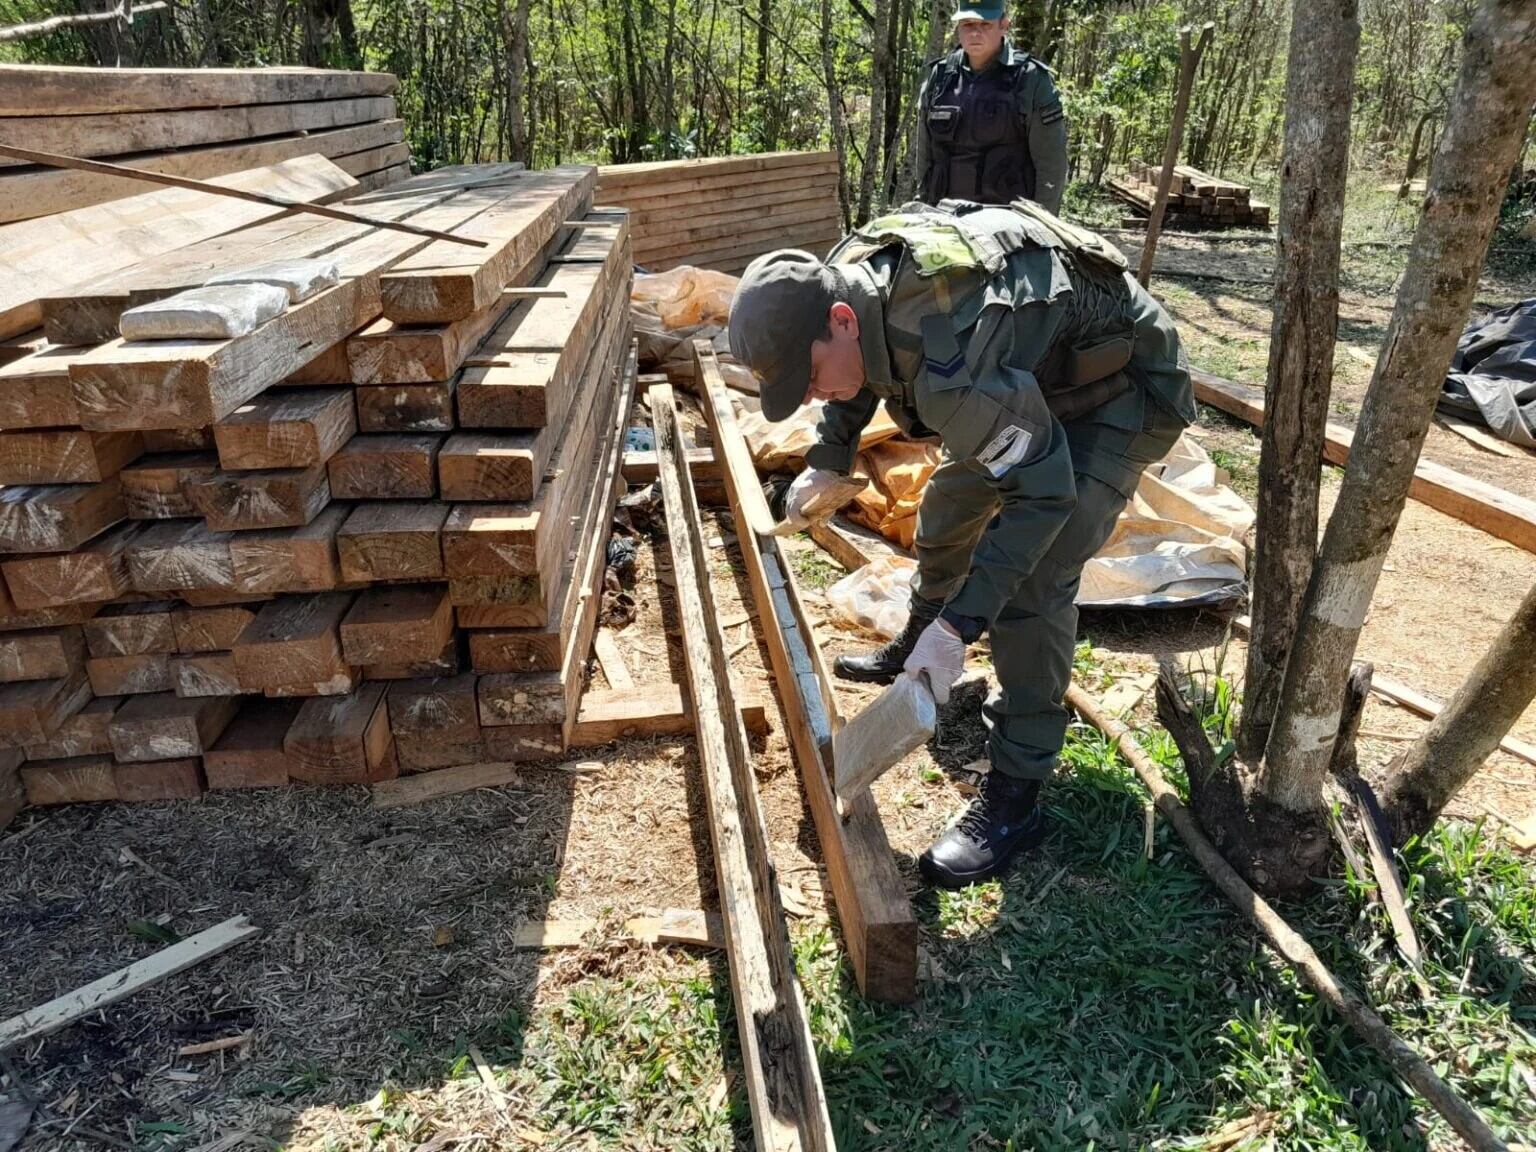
[832,201,1139,422]
[921,48,1039,206]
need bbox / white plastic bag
[826,555,918,639]
[207,258,340,302]
[119,282,288,340]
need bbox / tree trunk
[822,0,853,228]
[1262,0,1536,812]
[1138,24,1213,286]
[1381,580,1536,842]
[503,0,531,164]
[1236,0,1360,762]
[856,0,893,223]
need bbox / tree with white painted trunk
[1164,0,1536,896]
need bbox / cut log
[171,602,260,654]
[0,481,125,554]
[326,433,441,499]
[23,695,120,760]
[125,519,238,592]
[0,429,143,484]
[284,682,393,783]
[87,652,174,696]
[109,691,237,762]
[336,501,447,583]
[0,625,86,683]
[213,388,356,471]
[119,452,220,519]
[171,651,246,698]
[0,665,91,746]
[355,380,456,433]
[232,592,355,695]
[204,697,301,789]
[229,503,347,594]
[83,601,177,657]
[386,674,484,771]
[0,346,82,428]
[184,463,331,531]
[1,521,142,609]
[114,757,205,801]
[340,584,453,665]
[21,755,117,804]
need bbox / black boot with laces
[833,594,944,684]
[919,773,1045,889]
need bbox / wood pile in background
[596,150,842,274]
[0,151,638,817]
[0,64,407,223]
[1107,161,1270,230]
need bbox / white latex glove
[903,616,967,705]
[771,468,845,535]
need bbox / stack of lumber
[0,64,407,223]
[0,155,637,818]
[1107,161,1270,230]
[595,150,842,273]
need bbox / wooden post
[1137,23,1214,286]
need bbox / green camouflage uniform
[806,201,1195,780]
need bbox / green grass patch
[791,545,845,591]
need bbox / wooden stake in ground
[1238,0,1360,760]
[651,382,834,1152]
[0,144,487,248]
[1068,680,1509,1152]
[1262,0,1536,814]
[1137,22,1213,287]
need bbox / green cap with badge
[728,249,840,422]
[952,3,1005,20]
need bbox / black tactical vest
[921,48,1037,205]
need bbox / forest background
[3,0,1533,236]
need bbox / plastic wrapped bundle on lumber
[595,151,843,272]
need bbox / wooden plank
[0,626,84,683]
[0,914,260,1047]
[109,691,237,761]
[83,602,177,657]
[1,95,397,167]
[115,757,205,801]
[623,446,720,485]
[120,452,219,519]
[0,430,143,485]
[0,155,355,342]
[695,342,917,1003]
[172,651,248,698]
[171,603,260,654]
[1,522,141,609]
[22,695,119,760]
[1,120,405,222]
[336,502,446,583]
[143,428,214,452]
[0,482,125,554]
[371,758,522,807]
[600,167,837,214]
[596,150,837,190]
[0,602,100,635]
[0,347,81,428]
[87,652,174,696]
[204,697,300,789]
[0,63,395,115]
[0,665,90,746]
[564,682,769,745]
[126,520,237,593]
[650,382,834,1149]
[214,389,357,471]
[386,673,484,772]
[185,464,331,532]
[327,434,441,499]
[340,584,453,665]
[284,682,393,783]
[229,503,347,594]
[355,380,456,433]
[232,592,355,695]
[381,166,598,323]
[21,755,118,804]
[1191,369,1536,555]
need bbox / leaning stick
[0,143,488,248]
[0,0,166,41]
[1065,682,1508,1152]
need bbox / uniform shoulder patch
[975,424,1033,478]
[1039,98,1065,125]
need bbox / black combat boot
[833,594,944,684]
[919,773,1046,889]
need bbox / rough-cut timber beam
[694,339,918,1004]
[1192,368,1536,555]
[651,382,835,1151]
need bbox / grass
[395,683,1535,1151]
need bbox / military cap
[952,3,1005,20]
[727,249,839,422]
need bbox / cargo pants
[912,381,1187,780]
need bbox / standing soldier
[915,3,1068,212]
[730,199,1194,888]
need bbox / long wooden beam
[694,340,918,1003]
[652,383,835,1151]
[1192,368,1536,555]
